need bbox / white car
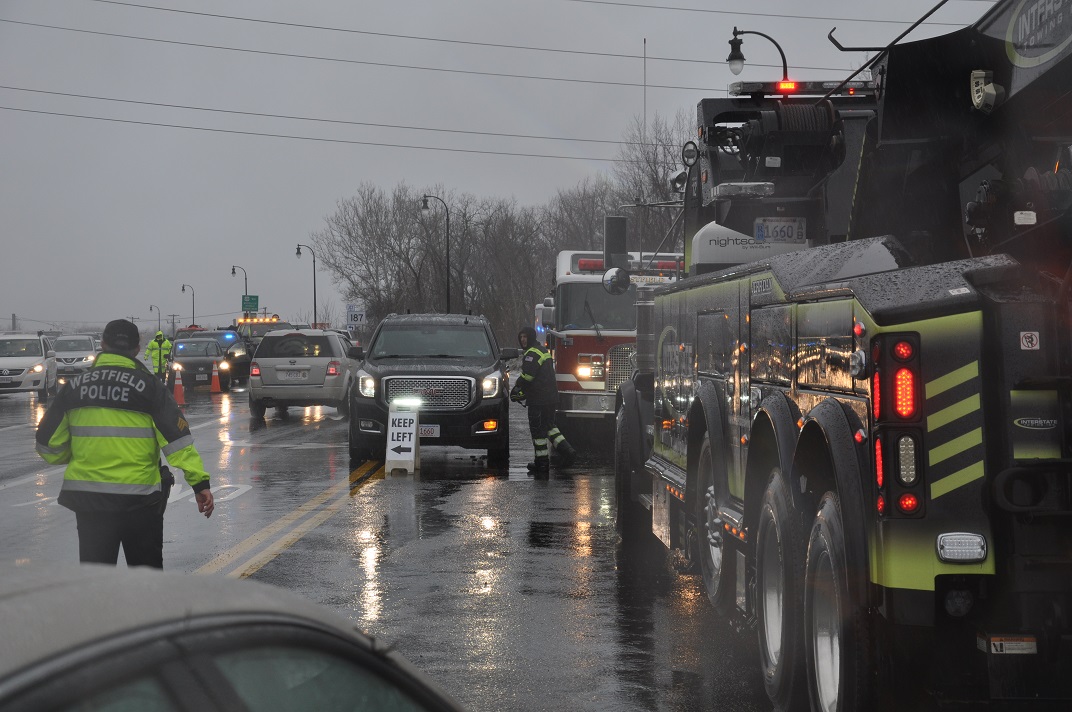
[0,332,58,400]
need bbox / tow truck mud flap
[652,480,671,548]
[977,632,1072,701]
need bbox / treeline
[311,113,691,345]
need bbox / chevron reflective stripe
[69,426,155,439]
[61,480,160,495]
[930,461,986,500]
[162,434,194,456]
[929,427,983,467]
[925,361,979,399]
[36,442,67,457]
[927,394,981,432]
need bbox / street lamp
[181,284,196,327]
[421,194,450,313]
[232,265,248,316]
[149,304,161,332]
[726,26,789,81]
[295,244,317,327]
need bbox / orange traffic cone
[210,361,222,393]
[172,370,186,405]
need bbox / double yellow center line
[195,459,383,578]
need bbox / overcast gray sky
[1,0,993,332]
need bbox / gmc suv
[348,314,517,465]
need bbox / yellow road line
[195,460,380,576]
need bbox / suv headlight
[358,370,376,398]
[482,371,503,398]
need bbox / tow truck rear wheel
[805,491,872,712]
[756,468,807,711]
[614,407,650,541]
[696,432,734,613]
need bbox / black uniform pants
[75,506,164,568]
[526,403,557,440]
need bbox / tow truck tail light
[327,360,341,376]
[778,80,797,93]
[250,361,260,377]
[894,368,916,417]
[874,437,884,488]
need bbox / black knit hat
[102,319,140,351]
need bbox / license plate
[195,374,208,381]
[754,217,806,243]
[279,370,307,381]
[419,424,440,438]
[0,376,11,384]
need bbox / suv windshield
[55,336,95,351]
[370,324,492,360]
[256,334,336,358]
[0,339,43,357]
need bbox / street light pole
[421,194,450,313]
[295,245,317,327]
[231,265,249,317]
[149,304,161,332]
[726,26,789,81]
[181,284,196,326]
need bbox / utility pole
[168,314,179,338]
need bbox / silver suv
[247,329,356,418]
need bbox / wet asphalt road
[0,385,771,712]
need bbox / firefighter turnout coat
[514,344,559,406]
[35,352,211,511]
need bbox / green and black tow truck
[612,0,1072,708]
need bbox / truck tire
[756,468,807,711]
[696,432,734,613]
[805,491,872,712]
[614,406,650,541]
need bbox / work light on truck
[897,436,918,485]
[936,533,987,563]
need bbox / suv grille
[607,344,635,391]
[385,377,472,410]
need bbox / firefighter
[510,326,577,473]
[144,330,172,381]
[35,319,214,568]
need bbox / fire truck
[613,0,1072,708]
[536,250,681,439]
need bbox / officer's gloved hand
[510,385,525,403]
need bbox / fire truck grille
[384,377,472,410]
[607,344,635,391]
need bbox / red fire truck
[536,250,681,439]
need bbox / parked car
[248,329,357,418]
[52,334,99,385]
[0,332,57,400]
[348,314,517,465]
[0,564,468,712]
[166,338,232,391]
[197,329,251,382]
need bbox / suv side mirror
[347,345,365,360]
[499,347,519,360]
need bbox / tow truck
[536,250,681,440]
[613,0,1072,708]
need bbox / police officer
[510,326,577,474]
[144,330,172,381]
[36,319,214,568]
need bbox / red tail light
[778,81,797,92]
[327,360,341,376]
[898,493,920,514]
[250,361,261,377]
[577,258,604,271]
[893,368,915,418]
[872,371,881,420]
[874,437,884,488]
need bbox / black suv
[348,314,517,465]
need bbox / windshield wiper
[424,354,466,359]
[583,297,604,342]
[374,353,419,359]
